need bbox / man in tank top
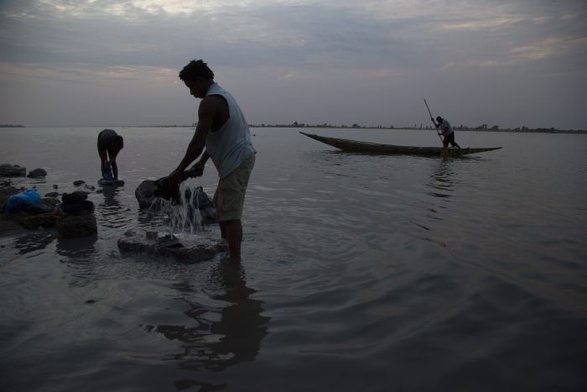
[168,59,256,262]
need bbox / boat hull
[300,132,502,156]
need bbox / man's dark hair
[179,60,214,82]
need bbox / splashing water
[148,178,204,237]
[176,180,203,234]
[172,179,203,235]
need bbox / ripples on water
[1,127,586,391]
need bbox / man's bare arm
[168,97,217,183]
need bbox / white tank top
[205,83,256,178]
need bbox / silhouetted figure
[432,116,461,149]
[97,129,123,180]
[167,59,256,261]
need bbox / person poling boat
[423,99,461,149]
[431,116,461,149]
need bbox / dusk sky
[1,0,586,129]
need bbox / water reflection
[13,231,56,255]
[427,158,455,199]
[411,159,457,246]
[56,235,98,260]
[97,185,132,228]
[99,185,120,207]
[56,235,99,286]
[145,261,269,377]
[420,159,456,226]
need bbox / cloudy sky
[1,0,586,129]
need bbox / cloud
[1,0,586,128]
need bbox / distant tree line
[2,122,584,133]
[250,121,585,133]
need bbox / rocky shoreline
[0,183,98,238]
[1,163,225,262]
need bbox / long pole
[424,99,443,143]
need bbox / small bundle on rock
[60,191,94,215]
[57,191,97,237]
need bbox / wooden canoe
[300,132,502,157]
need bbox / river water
[1,127,586,392]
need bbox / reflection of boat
[300,132,502,157]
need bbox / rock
[43,197,61,208]
[0,213,26,233]
[45,192,60,198]
[73,180,85,186]
[60,201,94,215]
[117,229,227,262]
[135,180,158,209]
[20,211,63,229]
[0,164,26,177]
[28,203,54,214]
[27,197,60,214]
[27,168,47,178]
[60,191,94,215]
[57,213,97,237]
[62,191,88,203]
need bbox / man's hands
[186,161,205,178]
[168,160,206,186]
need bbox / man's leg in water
[221,219,242,261]
[214,155,255,261]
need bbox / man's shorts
[213,155,255,222]
[443,132,455,147]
